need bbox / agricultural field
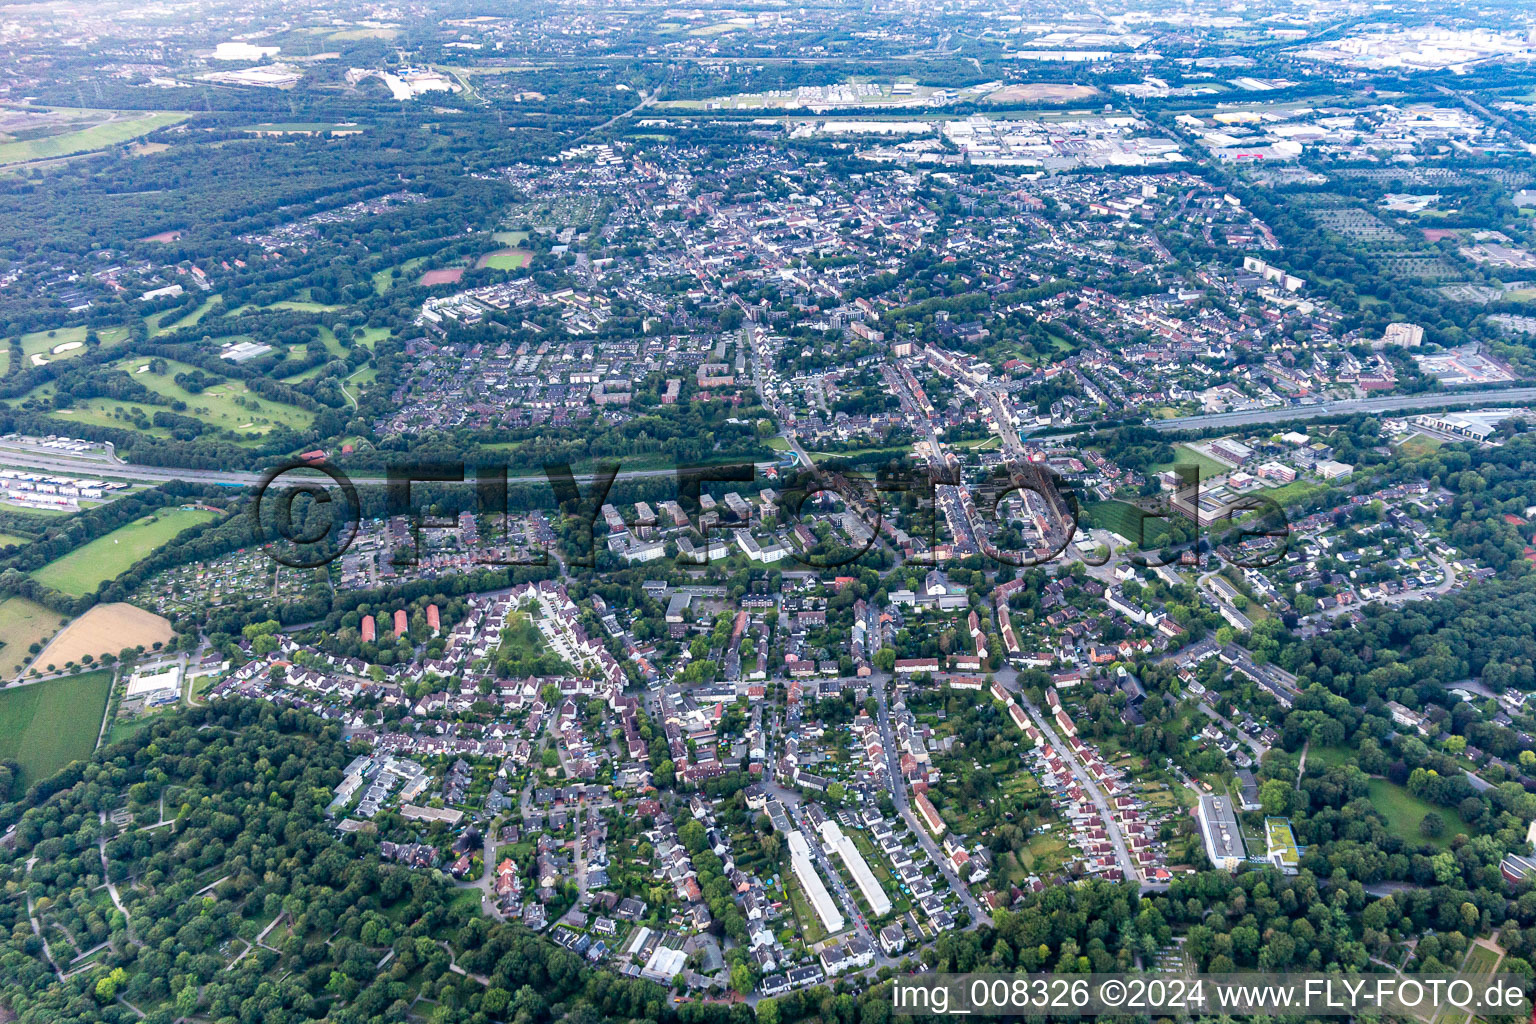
[32,602,175,669]
[0,596,65,680]
[0,109,188,166]
[0,669,113,789]
[31,506,219,596]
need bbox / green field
[150,294,223,336]
[493,231,530,245]
[1366,778,1474,849]
[1086,499,1182,549]
[0,532,33,549]
[45,355,315,438]
[0,670,112,788]
[1398,433,1443,457]
[18,325,130,366]
[1150,443,1236,479]
[31,507,219,596]
[1461,942,1500,978]
[476,248,533,270]
[372,256,427,294]
[238,122,365,134]
[1261,478,1332,511]
[0,111,188,166]
[0,596,64,679]
[782,870,829,944]
[104,712,161,748]
[267,299,346,313]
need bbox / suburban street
[991,668,1142,886]
[870,670,987,924]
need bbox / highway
[1149,387,1536,433]
[9,386,1529,489]
[0,440,777,490]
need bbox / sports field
[1150,443,1234,479]
[476,248,533,270]
[31,507,218,596]
[0,670,112,788]
[0,596,64,679]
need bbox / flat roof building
[820,820,891,917]
[787,829,844,935]
[1197,795,1245,871]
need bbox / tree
[1259,779,1292,817]
[1420,812,1445,838]
[95,967,127,1002]
[679,819,707,855]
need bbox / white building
[787,830,844,934]
[819,821,891,916]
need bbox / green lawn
[18,325,130,366]
[1366,778,1474,849]
[0,532,33,549]
[372,257,426,294]
[0,670,112,788]
[1085,499,1182,549]
[1398,434,1443,457]
[237,122,365,134]
[104,712,162,748]
[476,248,533,270]
[782,870,829,944]
[1262,479,1332,511]
[151,294,223,336]
[0,111,188,166]
[0,596,64,679]
[31,507,219,596]
[353,326,391,348]
[1150,443,1234,479]
[266,299,346,313]
[48,355,315,438]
